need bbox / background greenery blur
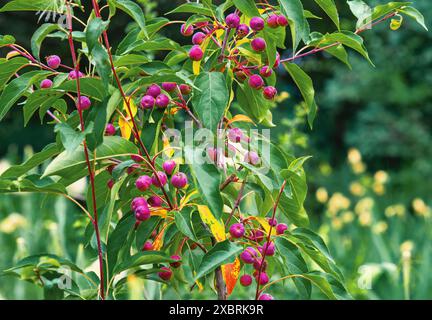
[0,0,430,299]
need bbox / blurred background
[0,0,430,299]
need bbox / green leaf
[0,34,16,46]
[0,0,64,13]
[57,77,107,100]
[111,0,147,37]
[232,0,260,17]
[43,136,139,177]
[278,0,310,51]
[23,89,64,126]
[0,174,66,194]
[371,2,411,22]
[194,240,242,280]
[192,72,229,132]
[283,63,317,128]
[55,122,93,154]
[275,237,311,298]
[0,70,50,122]
[175,208,198,242]
[1,143,59,179]
[113,251,174,274]
[399,6,428,31]
[300,272,349,300]
[184,146,223,219]
[0,57,28,91]
[324,31,373,66]
[167,3,214,17]
[236,83,271,124]
[31,23,60,61]
[314,0,339,29]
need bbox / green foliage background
[0,0,430,299]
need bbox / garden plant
[0,0,427,300]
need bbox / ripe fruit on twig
[136,175,153,191]
[158,267,173,281]
[263,86,277,100]
[180,24,194,36]
[189,45,204,61]
[46,55,61,69]
[77,96,91,111]
[240,274,253,287]
[251,38,266,52]
[229,223,245,238]
[105,123,116,136]
[171,172,188,189]
[248,75,264,89]
[226,13,240,28]
[250,17,265,31]
[40,79,53,89]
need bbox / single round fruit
[255,272,269,285]
[229,223,245,238]
[192,32,206,45]
[170,255,182,268]
[260,66,273,78]
[251,37,266,52]
[226,13,240,28]
[77,96,91,111]
[158,267,173,281]
[267,217,277,227]
[131,197,147,211]
[155,94,170,108]
[228,128,243,143]
[277,15,289,27]
[276,223,288,235]
[135,175,153,191]
[250,17,265,31]
[46,55,61,69]
[253,259,268,271]
[248,75,264,89]
[135,205,151,221]
[68,70,84,80]
[258,293,274,300]
[162,82,177,92]
[179,84,192,95]
[180,24,194,36]
[240,247,258,264]
[240,274,253,287]
[171,172,188,189]
[146,84,161,98]
[252,229,265,242]
[267,15,279,28]
[259,242,275,256]
[263,86,277,100]
[105,123,116,136]
[148,196,163,207]
[140,95,155,109]
[107,179,114,189]
[163,160,176,175]
[142,240,153,251]
[189,45,204,61]
[40,79,53,89]
[236,24,250,39]
[244,151,260,165]
[152,171,168,187]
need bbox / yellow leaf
[119,117,132,140]
[197,205,226,242]
[180,190,198,210]
[124,98,137,118]
[251,217,276,236]
[153,222,171,250]
[227,114,256,126]
[151,208,168,218]
[193,60,201,75]
[6,50,20,60]
[222,258,241,296]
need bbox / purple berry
[226,13,240,28]
[131,197,147,211]
[40,79,53,89]
[236,24,250,39]
[162,160,176,175]
[135,205,151,221]
[250,17,265,31]
[158,267,173,281]
[248,75,264,89]
[135,175,153,191]
[263,86,277,100]
[179,84,192,95]
[259,242,275,256]
[277,15,289,27]
[143,240,153,251]
[155,94,170,108]
[107,179,114,189]
[240,274,253,287]
[276,223,288,235]
[253,259,268,271]
[251,37,266,52]
[229,223,245,238]
[68,70,84,80]
[148,196,163,207]
[171,172,188,189]
[180,24,194,36]
[260,66,273,78]
[170,255,182,268]
[77,96,91,111]
[240,247,258,264]
[192,32,206,45]
[256,272,269,285]
[162,82,177,92]
[228,128,243,143]
[146,84,161,98]
[152,171,168,187]
[259,293,274,300]
[267,15,279,28]
[252,229,265,242]
[105,123,116,136]
[244,151,260,165]
[140,95,155,109]
[46,55,61,69]
[189,45,204,61]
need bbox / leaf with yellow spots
[222,257,240,296]
[197,205,226,242]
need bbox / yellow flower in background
[373,182,385,195]
[275,91,290,103]
[359,210,372,226]
[352,161,366,174]
[373,221,388,234]
[385,204,406,218]
[328,192,351,215]
[341,211,355,223]
[316,187,329,203]
[348,148,362,164]
[350,182,365,196]
[319,163,332,176]
[331,217,343,230]
[400,240,414,255]
[0,213,27,234]
[412,198,430,217]
[374,170,389,184]
[355,197,374,215]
